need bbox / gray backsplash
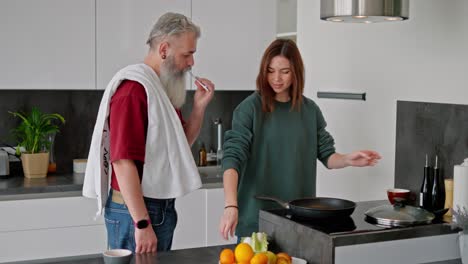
[0,90,252,174]
[395,100,468,204]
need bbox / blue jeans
[104,189,177,252]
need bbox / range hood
[321,0,409,23]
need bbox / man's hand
[135,226,157,253]
[193,77,214,110]
[184,77,215,145]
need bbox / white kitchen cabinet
[335,233,460,264]
[96,0,191,90]
[206,188,237,246]
[191,0,276,91]
[0,196,106,262]
[0,0,95,90]
[172,188,207,250]
[173,187,234,250]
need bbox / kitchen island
[3,244,461,264]
[260,200,461,264]
[3,245,233,264]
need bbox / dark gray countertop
[4,245,234,264]
[0,169,223,201]
[260,200,461,264]
[0,173,84,200]
[3,244,461,264]
[261,200,459,246]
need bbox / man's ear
[159,41,170,59]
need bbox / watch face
[136,219,149,229]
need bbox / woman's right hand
[219,207,238,240]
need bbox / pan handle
[255,195,290,209]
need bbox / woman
[219,39,381,240]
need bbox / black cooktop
[264,200,446,235]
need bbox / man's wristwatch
[134,218,151,229]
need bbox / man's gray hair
[146,12,200,48]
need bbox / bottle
[419,154,432,210]
[198,143,207,167]
[431,155,446,211]
[444,179,453,217]
[47,132,57,174]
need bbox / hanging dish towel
[83,64,201,217]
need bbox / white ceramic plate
[292,256,307,264]
[219,256,307,264]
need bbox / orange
[250,253,269,264]
[219,248,235,264]
[235,243,254,263]
[276,256,291,264]
[276,252,292,262]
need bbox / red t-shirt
[109,80,186,191]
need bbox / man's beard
[160,55,187,109]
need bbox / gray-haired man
[84,12,214,254]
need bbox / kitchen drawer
[0,225,106,262]
[0,196,103,232]
[335,234,460,264]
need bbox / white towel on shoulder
[83,64,201,217]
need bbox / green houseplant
[9,107,65,178]
[452,206,468,263]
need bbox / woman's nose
[274,73,281,81]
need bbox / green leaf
[9,108,65,154]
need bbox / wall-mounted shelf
[317,91,366,101]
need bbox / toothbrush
[189,71,210,92]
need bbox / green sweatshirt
[222,92,336,237]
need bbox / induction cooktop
[264,200,445,235]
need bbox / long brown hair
[256,39,305,113]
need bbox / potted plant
[452,206,468,263]
[9,107,65,178]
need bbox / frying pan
[255,195,356,219]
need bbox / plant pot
[460,231,468,264]
[21,152,49,178]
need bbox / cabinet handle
[317,92,366,101]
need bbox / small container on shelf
[198,143,207,167]
[206,149,217,166]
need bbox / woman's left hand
[345,150,381,167]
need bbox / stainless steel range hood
[321,0,409,23]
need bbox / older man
[83,12,214,253]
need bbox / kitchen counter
[3,242,461,264]
[4,245,234,264]
[260,200,461,264]
[0,167,223,201]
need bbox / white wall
[297,0,468,201]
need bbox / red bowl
[387,188,410,204]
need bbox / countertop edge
[0,182,223,201]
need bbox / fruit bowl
[218,256,307,264]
